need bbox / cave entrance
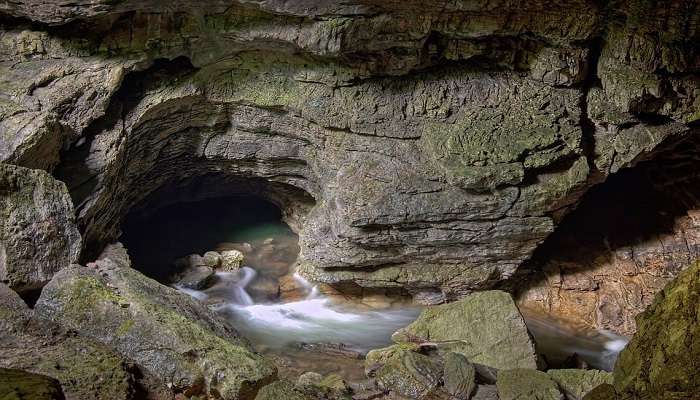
[121,195,299,290]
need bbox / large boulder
[0,283,143,400]
[371,346,447,400]
[34,244,276,399]
[497,369,563,400]
[0,163,81,292]
[612,260,700,399]
[391,291,539,370]
[547,369,612,400]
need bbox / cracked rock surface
[0,0,698,305]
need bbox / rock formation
[0,0,697,307]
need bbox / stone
[0,368,65,400]
[547,369,612,400]
[220,249,245,271]
[472,385,499,400]
[497,369,563,400]
[392,291,539,370]
[0,163,81,292]
[34,244,276,399]
[581,384,618,400]
[612,261,700,399]
[175,265,215,290]
[443,352,476,400]
[0,283,148,399]
[296,372,323,389]
[255,380,312,400]
[203,251,222,268]
[371,347,447,400]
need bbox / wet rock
[472,385,499,400]
[247,275,281,301]
[176,265,215,290]
[371,346,447,400]
[547,369,612,400]
[34,244,276,399]
[203,251,222,268]
[256,380,312,400]
[0,368,65,400]
[221,249,245,271]
[497,369,563,400]
[0,163,81,292]
[392,291,538,370]
[296,372,323,388]
[299,342,364,359]
[613,260,700,399]
[443,352,476,400]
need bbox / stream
[172,222,628,380]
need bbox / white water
[175,266,627,370]
[176,267,420,352]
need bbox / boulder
[371,346,447,400]
[497,369,563,400]
[221,249,245,271]
[34,244,276,399]
[547,369,612,400]
[0,284,145,400]
[581,384,618,400]
[443,352,476,400]
[255,380,312,400]
[392,291,539,370]
[0,368,65,400]
[0,163,81,292]
[613,260,700,399]
[176,265,215,290]
[175,254,206,269]
[472,385,499,400]
[203,251,222,268]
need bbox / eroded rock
[34,244,276,399]
[0,163,81,292]
[391,291,539,370]
[497,369,563,400]
[547,369,612,400]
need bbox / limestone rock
[547,369,612,400]
[221,250,245,271]
[0,368,65,400]
[392,291,538,370]
[0,163,81,292]
[472,385,499,400]
[176,265,215,290]
[497,369,563,400]
[255,380,312,400]
[373,348,446,400]
[581,384,618,400]
[203,251,222,268]
[443,352,476,400]
[613,261,700,399]
[34,246,276,399]
[0,283,145,400]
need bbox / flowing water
[166,217,627,379]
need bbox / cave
[1,1,699,399]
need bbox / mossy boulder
[612,260,700,399]
[547,369,612,400]
[34,244,276,400]
[443,352,476,399]
[497,369,563,400]
[391,291,538,370]
[370,346,447,399]
[0,368,65,400]
[581,384,618,400]
[0,283,141,399]
[255,380,312,400]
[0,163,81,292]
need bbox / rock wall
[0,1,698,304]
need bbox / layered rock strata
[0,0,697,303]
